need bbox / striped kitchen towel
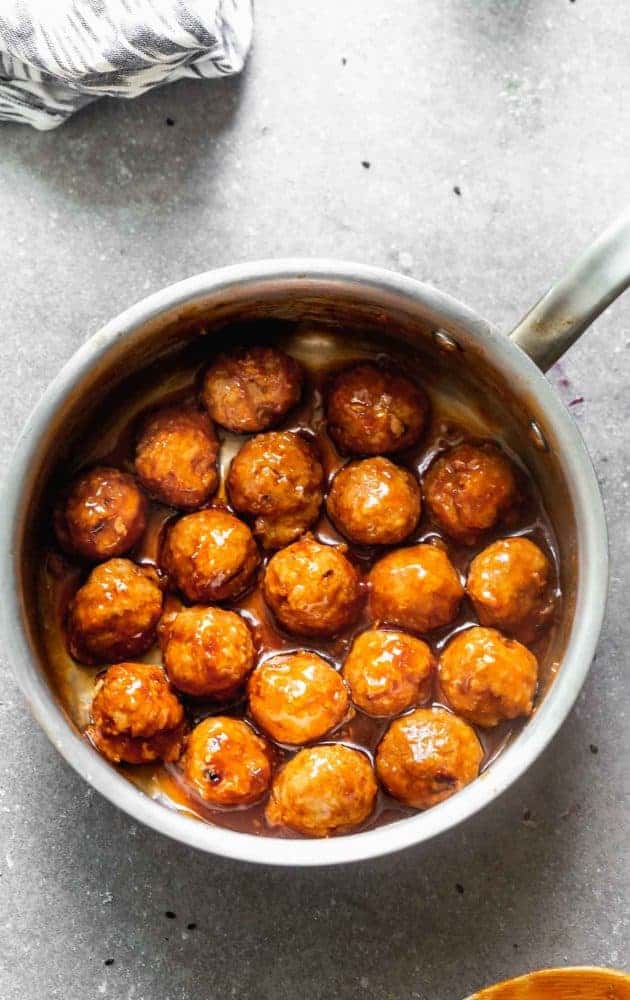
[0,0,253,129]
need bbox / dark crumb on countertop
[455,883,464,894]
[165,910,176,919]
[453,185,462,196]
[104,959,114,967]
[341,57,347,65]
[561,802,582,820]
[521,808,538,827]
[557,375,570,388]
[166,117,175,126]
[569,396,584,406]
[187,922,197,930]
[361,160,371,169]
[590,743,599,754]
[513,943,519,950]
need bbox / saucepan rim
[0,259,608,866]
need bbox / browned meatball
[327,457,421,546]
[160,605,255,698]
[263,536,363,636]
[182,716,272,807]
[227,431,324,550]
[342,629,434,717]
[87,662,185,764]
[326,363,429,456]
[376,707,482,809]
[438,626,538,727]
[248,652,350,744]
[134,406,219,509]
[54,466,147,562]
[68,558,163,664]
[161,508,260,603]
[266,744,377,837]
[369,544,463,633]
[202,346,303,433]
[424,442,520,544]
[467,537,554,641]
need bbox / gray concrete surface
[1,2,629,998]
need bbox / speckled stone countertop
[1,2,628,998]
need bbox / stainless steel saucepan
[3,210,625,866]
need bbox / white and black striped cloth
[0,0,253,129]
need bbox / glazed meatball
[424,442,520,544]
[161,508,260,603]
[87,662,185,764]
[467,537,554,641]
[248,652,349,744]
[342,629,434,717]
[182,716,272,807]
[134,405,219,509]
[54,466,147,562]
[376,707,482,809]
[263,536,363,636]
[227,431,324,550]
[265,744,377,837]
[68,558,163,664]
[369,543,463,633]
[438,626,538,727]
[202,345,303,433]
[160,605,255,698]
[326,363,428,455]
[327,457,421,546]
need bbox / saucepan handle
[509,208,630,371]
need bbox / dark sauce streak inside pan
[38,326,563,840]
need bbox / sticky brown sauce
[36,327,563,839]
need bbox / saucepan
[2,209,625,865]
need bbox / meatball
[248,652,349,744]
[182,716,272,807]
[424,442,520,544]
[376,707,482,809]
[160,605,255,698]
[161,508,260,603]
[325,363,428,456]
[227,431,324,550]
[263,536,363,636]
[134,405,219,509]
[342,629,434,717]
[202,345,303,433]
[327,457,421,546]
[369,543,463,633]
[87,662,185,764]
[68,558,163,664]
[54,466,147,562]
[266,744,377,837]
[467,537,554,641]
[438,626,538,727]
